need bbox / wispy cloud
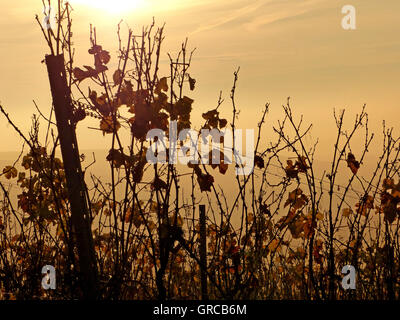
[244,0,324,31]
[189,0,266,35]
[188,0,326,35]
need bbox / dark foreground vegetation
[0,1,399,300]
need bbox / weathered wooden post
[45,54,99,299]
[199,204,208,300]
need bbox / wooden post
[199,204,208,300]
[45,54,98,299]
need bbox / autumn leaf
[260,203,271,217]
[73,67,91,82]
[155,77,169,94]
[284,188,308,213]
[72,107,86,123]
[196,172,214,192]
[17,172,25,184]
[88,44,103,55]
[21,155,32,170]
[285,160,298,179]
[124,207,133,223]
[116,80,135,107]
[355,195,374,216]
[313,240,324,264]
[379,178,400,223]
[295,156,309,172]
[3,166,17,179]
[151,177,168,190]
[254,155,264,169]
[342,208,353,218]
[383,203,397,223]
[106,149,128,168]
[113,69,123,87]
[72,67,86,81]
[303,218,314,239]
[95,63,108,73]
[188,75,196,91]
[131,153,147,183]
[98,50,111,64]
[131,118,150,140]
[83,65,98,75]
[219,162,229,175]
[382,178,394,190]
[133,214,143,228]
[347,153,360,175]
[218,119,227,129]
[202,109,218,121]
[208,150,229,175]
[100,116,121,134]
[175,96,193,120]
[315,211,324,221]
[89,89,98,105]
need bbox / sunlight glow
[70,0,144,14]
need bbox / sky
[0,0,399,162]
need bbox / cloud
[189,0,326,35]
[189,0,266,35]
[244,0,325,31]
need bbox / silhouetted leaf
[347,153,360,175]
[188,75,196,91]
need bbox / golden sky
[0,0,399,161]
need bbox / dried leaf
[113,69,123,87]
[156,77,169,94]
[152,177,168,190]
[188,75,196,91]
[219,162,229,175]
[347,153,360,175]
[342,208,353,218]
[196,172,214,192]
[3,166,17,179]
[98,50,111,65]
[219,118,227,129]
[285,160,298,179]
[254,155,264,169]
[100,116,121,134]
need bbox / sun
[70,0,144,14]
